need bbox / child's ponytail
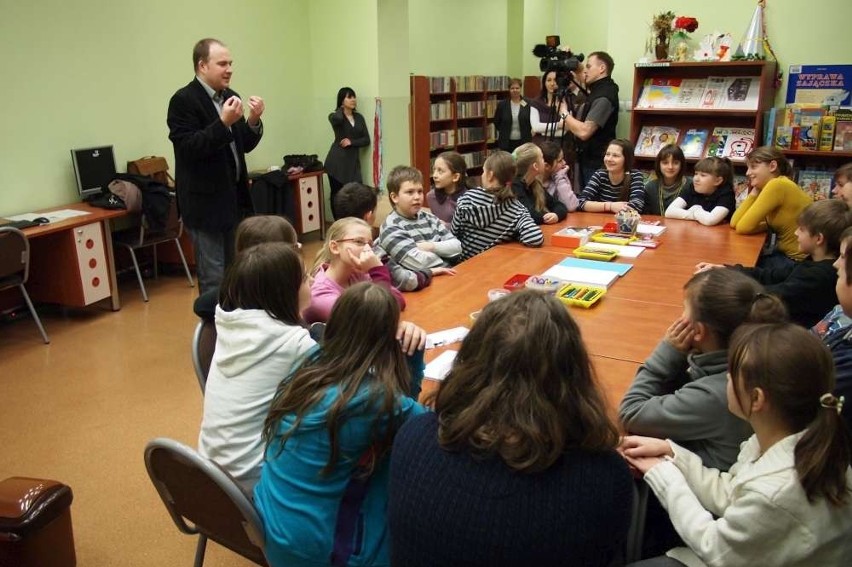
[483,150,517,204]
[729,323,851,506]
[745,292,788,325]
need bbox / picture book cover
[719,77,761,110]
[818,116,836,151]
[636,126,680,157]
[797,169,833,201]
[680,128,710,159]
[721,128,756,161]
[699,77,728,109]
[834,108,852,151]
[774,125,794,149]
[733,175,750,209]
[786,65,852,106]
[636,78,683,109]
[674,78,708,108]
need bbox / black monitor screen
[71,146,116,199]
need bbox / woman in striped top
[452,151,543,261]
[578,139,646,213]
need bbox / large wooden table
[404,213,765,406]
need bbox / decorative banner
[372,98,383,189]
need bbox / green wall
[2,0,850,217]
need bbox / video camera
[532,35,584,76]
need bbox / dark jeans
[328,176,345,220]
[186,226,235,296]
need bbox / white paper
[6,209,91,222]
[636,224,667,236]
[425,326,469,350]
[582,242,644,258]
[424,350,458,381]
[542,265,619,288]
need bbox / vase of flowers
[651,11,675,60]
[672,16,699,62]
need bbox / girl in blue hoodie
[254,282,426,567]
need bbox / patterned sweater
[451,187,543,260]
[578,169,646,212]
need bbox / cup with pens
[614,208,641,236]
[556,282,606,308]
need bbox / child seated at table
[539,140,579,212]
[255,283,427,567]
[697,198,852,328]
[377,166,460,288]
[511,142,568,224]
[731,146,813,270]
[198,242,315,490]
[665,156,736,225]
[427,151,472,225]
[644,144,692,216]
[193,215,299,322]
[303,218,405,324]
[833,162,852,205]
[452,150,543,260]
[389,290,633,567]
[577,139,646,214]
[621,323,852,566]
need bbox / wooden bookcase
[409,75,510,183]
[629,60,777,166]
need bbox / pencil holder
[615,208,641,236]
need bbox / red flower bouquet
[674,17,699,34]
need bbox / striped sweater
[578,169,646,212]
[451,187,543,260]
[378,209,461,271]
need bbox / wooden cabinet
[409,76,510,183]
[629,61,777,166]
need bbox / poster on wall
[786,65,852,106]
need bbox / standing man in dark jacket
[168,37,264,294]
[562,51,619,189]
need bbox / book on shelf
[834,108,852,151]
[705,127,756,161]
[674,78,708,108]
[699,77,728,109]
[429,77,451,94]
[679,128,710,159]
[764,108,778,146]
[797,169,834,201]
[719,77,761,110]
[733,175,750,209]
[636,78,682,109]
[430,101,452,121]
[774,126,794,149]
[818,116,836,151]
[453,76,485,92]
[429,130,455,150]
[456,100,485,119]
[635,126,680,157]
[786,65,852,106]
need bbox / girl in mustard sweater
[731,146,812,269]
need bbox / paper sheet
[583,242,644,258]
[6,209,92,222]
[425,326,469,349]
[424,350,458,381]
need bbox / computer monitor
[71,146,117,200]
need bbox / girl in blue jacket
[254,282,426,567]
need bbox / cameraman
[560,52,619,189]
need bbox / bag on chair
[127,156,175,188]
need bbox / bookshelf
[409,75,510,183]
[629,61,777,166]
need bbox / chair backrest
[191,320,217,393]
[144,438,268,566]
[0,227,29,284]
[128,193,183,247]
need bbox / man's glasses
[335,238,373,247]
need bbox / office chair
[191,320,217,394]
[0,227,49,343]
[113,193,194,302]
[144,438,269,567]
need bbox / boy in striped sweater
[378,166,460,289]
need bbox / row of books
[429,130,455,150]
[429,76,511,94]
[635,76,761,111]
[456,101,486,119]
[635,126,756,161]
[768,106,852,152]
[430,101,452,121]
[457,126,489,144]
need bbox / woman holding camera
[492,78,532,153]
[324,87,371,219]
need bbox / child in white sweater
[622,323,852,566]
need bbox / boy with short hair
[378,166,460,289]
[698,199,852,327]
[333,182,379,225]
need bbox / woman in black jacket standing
[324,87,370,219]
[491,78,531,153]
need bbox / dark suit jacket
[323,109,370,183]
[492,97,532,151]
[167,78,262,231]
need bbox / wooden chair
[191,320,217,394]
[144,438,268,567]
[113,194,193,302]
[0,227,49,343]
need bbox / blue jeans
[186,226,235,295]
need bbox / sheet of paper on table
[6,209,92,222]
[424,350,458,381]
[425,326,469,349]
[583,241,644,258]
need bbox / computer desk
[16,202,128,311]
[405,213,766,407]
